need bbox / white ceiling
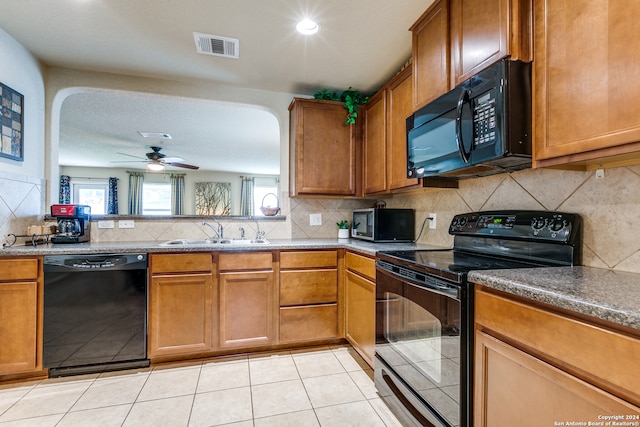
[0,0,432,173]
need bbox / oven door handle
[377,265,461,300]
[407,279,460,300]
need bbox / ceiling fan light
[147,162,165,171]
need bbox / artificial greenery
[336,220,350,229]
[313,87,372,124]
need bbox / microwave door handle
[455,89,472,163]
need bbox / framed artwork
[0,83,23,161]
[195,182,231,215]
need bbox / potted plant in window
[337,220,351,239]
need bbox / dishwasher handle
[44,253,147,272]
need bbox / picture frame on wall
[0,82,24,162]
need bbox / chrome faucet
[202,220,223,239]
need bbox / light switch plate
[98,220,115,229]
[118,220,135,229]
[309,213,322,226]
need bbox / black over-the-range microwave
[351,208,415,242]
[407,59,532,180]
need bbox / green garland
[313,87,372,124]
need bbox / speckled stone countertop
[0,238,443,257]
[469,266,640,332]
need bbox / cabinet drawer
[279,304,338,342]
[345,251,376,281]
[280,251,337,269]
[150,253,212,274]
[218,252,273,271]
[0,258,39,281]
[280,270,337,306]
[476,288,640,405]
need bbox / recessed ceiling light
[296,19,319,35]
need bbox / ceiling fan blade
[117,152,146,160]
[161,156,184,163]
[165,161,200,170]
[110,160,147,163]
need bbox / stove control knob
[549,218,568,232]
[531,217,546,230]
[459,217,468,227]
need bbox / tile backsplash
[0,172,46,246]
[3,166,640,274]
[383,166,640,274]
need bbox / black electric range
[374,210,582,427]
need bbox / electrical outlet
[596,169,605,178]
[118,220,135,229]
[98,220,114,229]
[309,213,322,226]
[429,213,437,229]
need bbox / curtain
[107,177,118,214]
[240,176,254,216]
[59,175,71,204]
[128,172,144,215]
[170,174,185,215]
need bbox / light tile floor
[0,345,404,427]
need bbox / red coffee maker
[50,204,91,243]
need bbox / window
[72,182,108,215]
[142,183,171,215]
[253,177,279,216]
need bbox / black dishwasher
[43,253,149,377]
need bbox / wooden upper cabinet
[533,1,640,169]
[412,0,531,108]
[387,67,420,191]
[450,0,532,86]
[363,91,387,194]
[289,98,358,197]
[411,0,450,109]
[363,67,420,196]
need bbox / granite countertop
[0,238,444,257]
[469,266,640,332]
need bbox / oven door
[375,262,471,427]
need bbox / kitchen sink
[159,238,269,246]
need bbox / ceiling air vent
[193,32,239,59]
[138,132,172,139]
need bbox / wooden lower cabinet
[0,257,42,376]
[344,252,376,367]
[218,252,275,349]
[278,250,339,344]
[475,331,639,427]
[279,304,338,342]
[148,253,214,358]
[475,286,640,425]
[219,271,275,348]
[148,273,213,358]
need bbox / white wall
[0,28,45,179]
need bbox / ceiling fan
[113,146,200,170]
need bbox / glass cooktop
[377,249,545,283]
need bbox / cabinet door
[533,1,640,168]
[289,98,358,196]
[363,91,388,195]
[219,271,275,349]
[387,67,420,191]
[411,0,450,109]
[148,274,212,358]
[450,0,510,85]
[475,331,640,427]
[345,271,375,367]
[0,282,39,374]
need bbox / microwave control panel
[473,90,497,146]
